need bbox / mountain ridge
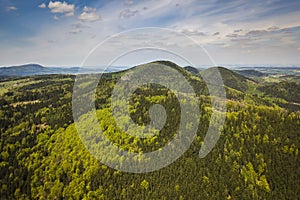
[200,66,255,92]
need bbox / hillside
[258,81,300,103]
[0,61,299,199]
[235,69,266,77]
[200,66,255,92]
[184,66,199,74]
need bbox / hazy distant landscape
[0,64,130,79]
[1,63,300,78]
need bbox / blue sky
[0,0,300,67]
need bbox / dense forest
[0,61,299,199]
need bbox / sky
[0,0,300,67]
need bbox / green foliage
[258,81,300,103]
[200,66,255,92]
[0,65,299,199]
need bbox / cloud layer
[0,0,300,66]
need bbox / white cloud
[78,6,101,22]
[179,29,206,36]
[38,3,46,9]
[48,1,74,16]
[6,6,17,12]
[64,12,74,17]
[83,6,96,13]
[78,12,101,22]
[53,15,59,20]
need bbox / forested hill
[0,61,299,199]
[235,69,266,78]
[199,66,255,92]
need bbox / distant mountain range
[0,64,81,77]
[234,69,266,77]
[0,64,131,79]
[1,62,299,83]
